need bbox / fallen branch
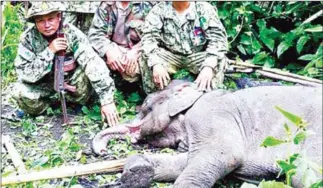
[262,67,323,84]
[256,70,322,87]
[1,159,126,186]
[2,135,27,174]
[228,60,323,86]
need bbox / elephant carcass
[93,82,322,188]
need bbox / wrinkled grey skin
[93,81,322,188]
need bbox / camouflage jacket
[63,2,100,13]
[88,1,155,58]
[15,22,115,106]
[141,2,228,70]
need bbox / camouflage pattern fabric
[140,2,228,93]
[12,21,115,115]
[88,1,156,57]
[88,1,155,82]
[140,48,228,94]
[63,2,100,34]
[25,2,66,21]
[11,67,92,115]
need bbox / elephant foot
[120,155,154,188]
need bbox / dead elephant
[93,81,322,188]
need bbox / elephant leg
[120,153,188,188]
[174,147,242,188]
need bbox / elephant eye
[147,106,153,112]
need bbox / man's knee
[11,82,50,115]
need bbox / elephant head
[92,80,204,155]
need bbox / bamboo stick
[228,60,322,84]
[3,135,27,174]
[256,70,322,87]
[262,67,322,84]
[1,159,126,186]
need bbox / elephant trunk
[92,119,143,156]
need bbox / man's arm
[88,2,117,58]
[200,3,228,71]
[140,3,165,68]
[72,27,116,106]
[15,39,55,83]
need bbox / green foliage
[1,2,24,86]
[275,106,306,128]
[212,1,323,77]
[259,107,322,187]
[260,136,286,147]
[241,180,291,188]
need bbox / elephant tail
[92,125,131,156]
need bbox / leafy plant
[251,106,322,187]
[211,2,323,79]
[1,2,24,87]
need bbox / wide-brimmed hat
[26,2,66,21]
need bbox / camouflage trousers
[140,48,228,94]
[11,67,92,115]
[64,12,94,35]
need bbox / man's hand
[123,48,139,74]
[194,67,214,92]
[101,103,120,127]
[153,64,170,89]
[106,49,125,73]
[48,37,68,54]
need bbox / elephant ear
[168,85,203,117]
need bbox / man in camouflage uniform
[88,1,156,83]
[140,2,228,93]
[12,2,119,126]
[63,2,100,34]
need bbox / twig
[1,159,126,186]
[229,15,245,44]
[256,70,322,87]
[262,67,323,84]
[301,9,323,26]
[2,135,27,174]
[62,121,84,127]
[228,60,323,84]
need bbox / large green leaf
[277,41,291,58]
[277,160,297,173]
[260,35,275,52]
[293,132,307,145]
[252,52,267,65]
[261,136,286,147]
[275,106,304,127]
[237,44,247,55]
[310,180,323,188]
[298,54,316,61]
[264,56,276,68]
[296,36,310,54]
[289,153,299,164]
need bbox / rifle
[54,13,69,124]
